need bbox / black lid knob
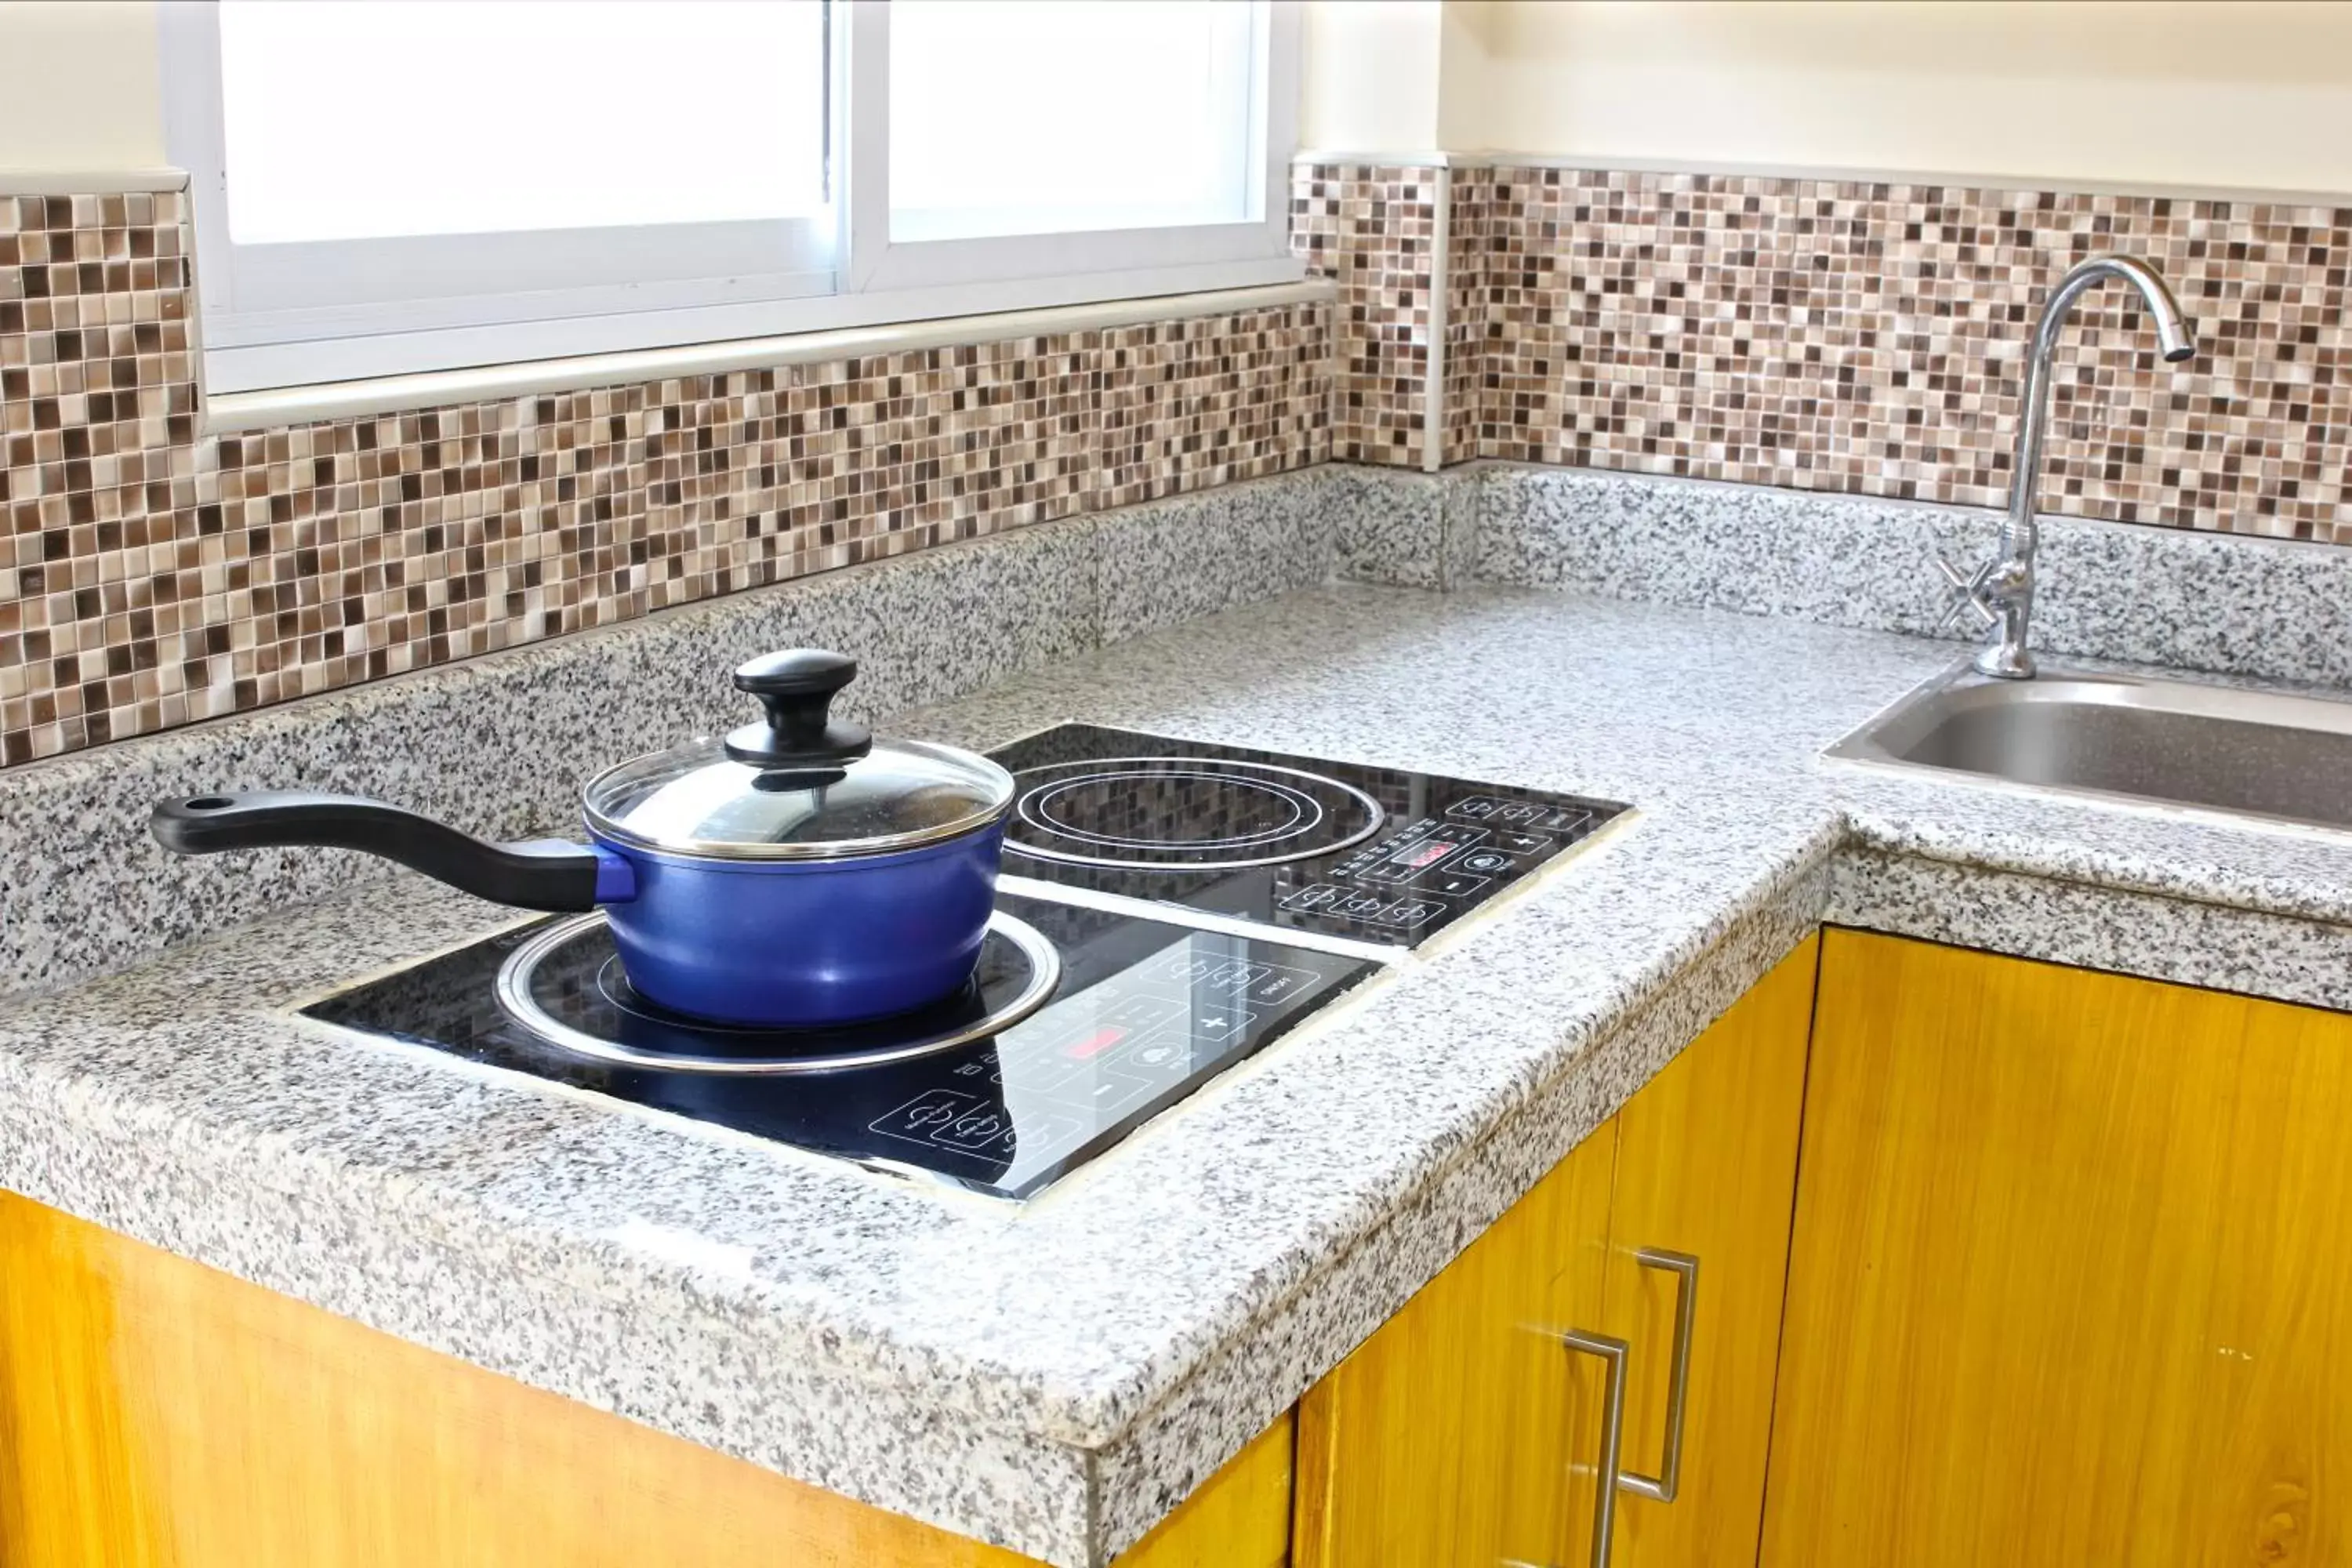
[724,649,874,768]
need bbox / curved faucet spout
[2034,255,2195,365]
[1978,255,2198,679]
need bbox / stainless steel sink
[1827,662,2352,833]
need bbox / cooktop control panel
[1279,800,1603,935]
[865,915,1367,1193]
[989,724,1629,949]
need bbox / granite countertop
[8,581,2352,1566]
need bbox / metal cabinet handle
[1618,1248,1699,1504]
[1555,1329,1630,1568]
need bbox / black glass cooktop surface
[991,724,1630,949]
[304,892,1375,1200]
[301,726,1628,1200]
[1007,755,1385,869]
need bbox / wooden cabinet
[1595,936,1816,1568]
[1762,930,2352,1568]
[0,938,1820,1568]
[1291,1088,1619,1568]
[45,924,2350,1568]
[1294,935,1820,1568]
[0,1192,1290,1568]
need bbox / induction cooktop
[301,725,1629,1200]
[991,724,1626,953]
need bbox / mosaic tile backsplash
[1442,167,1488,469]
[1472,167,2352,539]
[0,191,1329,764]
[1290,163,1436,468]
[9,158,2350,766]
[1304,160,2352,540]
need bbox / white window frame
[847,1,1292,294]
[162,0,1304,396]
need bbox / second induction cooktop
[989,724,1631,953]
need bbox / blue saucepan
[151,649,1015,1029]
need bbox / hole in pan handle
[150,790,628,913]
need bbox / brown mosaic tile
[1441,165,1491,468]
[56,144,2347,771]
[0,191,1330,766]
[1466,169,2352,541]
[1291,163,1436,466]
[1096,304,1331,507]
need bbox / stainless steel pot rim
[580,739,1017,862]
[582,800,1014,864]
[493,910,1061,1076]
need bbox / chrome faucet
[1940,254,2197,678]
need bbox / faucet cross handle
[1935,555,2002,635]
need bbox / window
[162,0,1301,394]
[216,3,830,242]
[889,2,1259,241]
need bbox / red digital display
[1065,1026,1127,1060]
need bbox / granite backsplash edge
[1333,461,2352,693]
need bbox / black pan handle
[151,791,626,913]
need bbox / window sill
[201,274,1329,433]
[0,168,190,196]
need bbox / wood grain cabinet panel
[1599,933,1816,1568]
[0,1192,1290,1568]
[1295,936,1821,1568]
[1762,930,2352,1568]
[1292,1111,1619,1568]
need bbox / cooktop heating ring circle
[1005,757,1385,869]
[1025,769,1319,850]
[494,911,1061,1076]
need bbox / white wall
[1311,0,2352,197]
[0,1,165,171]
[1299,1,1443,154]
[15,1,2352,196]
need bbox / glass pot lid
[582,650,1013,862]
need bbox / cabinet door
[1600,934,1817,1568]
[1763,931,2352,1567]
[0,1192,1290,1568]
[1294,1118,1620,1568]
[1294,935,1820,1568]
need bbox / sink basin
[1827,662,2352,833]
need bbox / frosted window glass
[889,1,1258,243]
[218,1,827,245]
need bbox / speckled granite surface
[1829,848,2352,1014]
[1466,463,2352,690]
[1321,465,1450,588]
[9,564,2352,1565]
